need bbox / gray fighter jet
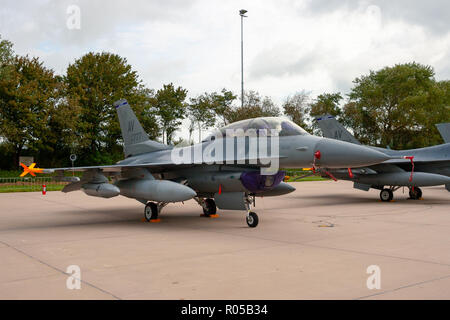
[24,100,393,228]
[316,115,450,201]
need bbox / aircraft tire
[144,202,158,221]
[409,187,422,200]
[246,212,259,228]
[380,189,393,202]
[202,198,217,216]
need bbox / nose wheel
[246,212,259,228]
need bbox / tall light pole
[239,9,247,108]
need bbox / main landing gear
[202,198,217,217]
[380,188,394,202]
[144,202,167,223]
[195,197,219,218]
[379,186,423,201]
[409,187,422,200]
[195,195,260,228]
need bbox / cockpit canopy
[205,117,309,140]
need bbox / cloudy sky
[1,0,449,138]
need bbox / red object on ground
[42,184,46,195]
[218,184,222,195]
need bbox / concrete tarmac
[0,181,449,300]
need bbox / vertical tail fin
[114,99,169,157]
[316,115,361,145]
[436,123,450,143]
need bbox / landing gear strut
[245,194,259,228]
[380,188,393,202]
[409,187,422,200]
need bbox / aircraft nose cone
[315,138,390,168]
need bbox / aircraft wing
[44,162,188,173]
[34,155,287,175]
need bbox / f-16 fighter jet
[21,100,391,227]
[316,115,450,202]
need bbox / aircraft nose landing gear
[244,194,259,228]
[246,212,259,228]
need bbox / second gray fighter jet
[316,115,450,201]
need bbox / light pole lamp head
[239,9,248,17]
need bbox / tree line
[0,35,449,169]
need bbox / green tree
[65,52,155,164]
[283,91,310,130]
[0,35,14,76]
[0,55,72,167]
[137,89,160,141]
[0,35,15,168]
[227,90,280,123]
[155,83,188,144]
[37,89,81,167]
[344,62,450,149]
[309,92,343,119]
[261,96,280,116]
[210,89,237,126]
[437,80,450,113]
[0,36,15,96]
[188,93,216,142]
[308,92,343,134]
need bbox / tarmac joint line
[0,239,121,300]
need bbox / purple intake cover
[240,171,286,193]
